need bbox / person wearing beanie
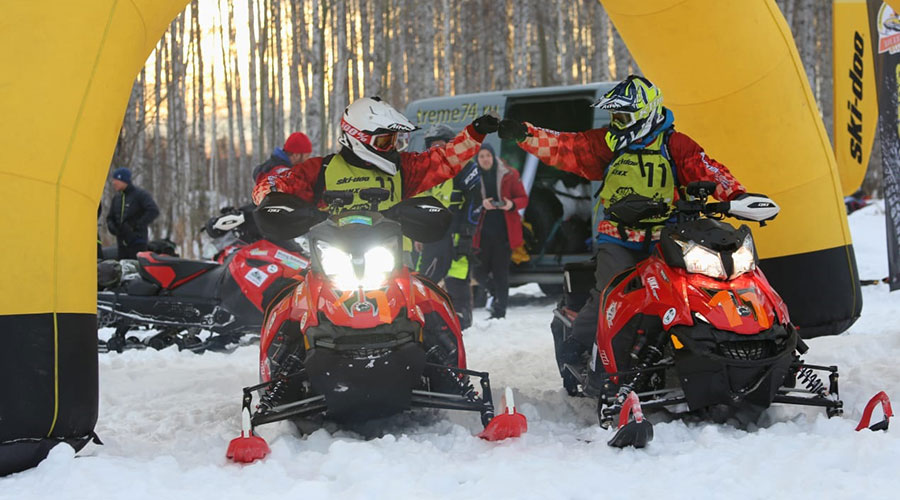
[252,132,313,184]
[105,167,160,259]
[471,143,528,319]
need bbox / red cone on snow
[856,391,892,432]
[226,432,270,463]
[479,387,528,441]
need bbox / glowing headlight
[317,241,356,289]
[680,241,726,279]
[316,241,397,290]
[360,245,396,289]
[730,234,756,279]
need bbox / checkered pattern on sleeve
[597,220,662,243]
[518,124,612,180]
[401,124,485,198]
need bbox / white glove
[728,194,780,221]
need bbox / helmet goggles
[341,118,409,152]
[610,110,639,130]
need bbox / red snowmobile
[226,189,527,463]
[550,182,888,447]
[98,208,309,353]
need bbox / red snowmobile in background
[226,189,527,463]
[551,182,888,448]
[98,207,309,353]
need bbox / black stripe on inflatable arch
[760,244,862,338]
[0,313,98,476]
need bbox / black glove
[498,119,528,141]
[472,114,500,135]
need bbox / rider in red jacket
[251,96,499,374]
[498,76,778,386]
[252,97,499,210]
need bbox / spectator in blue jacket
[106,167,160,259]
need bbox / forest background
[103,0,853,256]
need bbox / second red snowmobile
[551,182,860,447]
[98,208,309,353]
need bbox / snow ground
[3,204,900,499]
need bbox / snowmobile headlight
[316,241,357,290]
[730,234,756,279]
[679,241,726,279]
[360,244,397,289]
[316,240,398,290]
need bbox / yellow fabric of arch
[600,0,851,260]
[0,0,188,315]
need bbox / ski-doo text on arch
[226,189,526,463]
[551,182,854,447]
[98,207,308,352]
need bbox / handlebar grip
[705,201,731,214]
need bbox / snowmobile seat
[137,251,220,290]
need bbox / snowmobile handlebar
[254,192,328,241]
[254,190,452,243]
[606,181,778,228]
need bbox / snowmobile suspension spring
[797,366,827,398]
[618,345,663,399]
[259,351,304,411]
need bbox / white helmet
[338,96,417,175]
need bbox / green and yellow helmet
[593,75,666,150]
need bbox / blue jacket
[106,184,160,245]
[252,148,292,183]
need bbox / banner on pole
[867,0,900,290]
[834,0,877,195]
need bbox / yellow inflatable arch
[0,0,188,475]
[0,0,861,474]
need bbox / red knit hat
[283,132,312,154]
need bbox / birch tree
[106,0,844,257]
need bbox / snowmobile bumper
[304,342,426,422]
[668,322,797,410]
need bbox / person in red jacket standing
[497,75,779,385]
[472,144,528,319]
